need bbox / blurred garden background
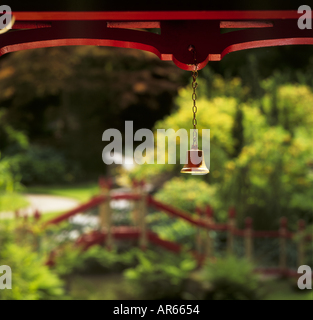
[0,43,312,300]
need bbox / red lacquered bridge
[37,178,312,278]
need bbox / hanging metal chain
[192,65,198,129]
[189,46,198,148]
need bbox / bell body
[181,149,209,175]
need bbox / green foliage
[147,212,196,244]
[0,193,29,213]
[0,223,65,300]
[130,86,237,184]
[201,256,263,300]
[0,244,65,300]
[0,107,82,186]
[155,177,219,213]
[0,157,12,192]
[223,84,313,227]
[0,47,185,176]
[10,145,82,185]
[0,154,22,193]
[0,109,29,153]
[147,177,223,243]
[52,245,85,277]
[53,245,139,276]
[79,246,139,274]
[68,273,137,300]
[124,249,196,300]
[0,126,29,212]
[0,112,28,211]
[131,77,313,229]
[0,221,14,244]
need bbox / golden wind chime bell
[181,46,210,175]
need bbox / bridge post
[99,177,113,250]
[227,207,236,255]
[139,182,148,250]
[297,220,306,267]
[245,217,253,261]
[15,209,20,220]
[131,179,140,226]
[279,217,288,275]
[32,209,42,252]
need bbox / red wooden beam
[44,195,106,226]
[2,18,312,71]
[148,195,202,226]
[107,22,160,29]
[108,21,274,29]
[12,22,51,29]
[148,231,181,253]
[148,195,228,230]
[75,227,183,253]
[111,193,142,201]
[220,21,273,28]
[218,20,313,62]
[13,11,309,21]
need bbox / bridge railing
[18,177,312,275]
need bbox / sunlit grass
[25,183,99,203]
[39,211,65,223]
[1,183,99,221]
[264,279,312,300]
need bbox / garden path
[0,194,79,219]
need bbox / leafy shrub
[0,193,29,213]
[0,152,29,212]
[52,245,139,276]
[0,244,65,300]
[200,255,264,300]
[0,223,65,300]
[147,212,196,245]
[124,249,196,300]
[147,177,222,244]
[52,244,85,277]
[155,177,220,213]
[78,246,139,274]
[129,81,313,228]
[0,154,23,192]
[10,145,81,185]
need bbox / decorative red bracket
[1,11,312,70]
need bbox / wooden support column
[279,217,288,273]
[131,179,140,227]
[32,209,42,252]
[99,177,113,249]
[204,206,214,259]
[227,207,236,255]
[245,217,253,261]
[139,183,148,250]
[297,220,306,267]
